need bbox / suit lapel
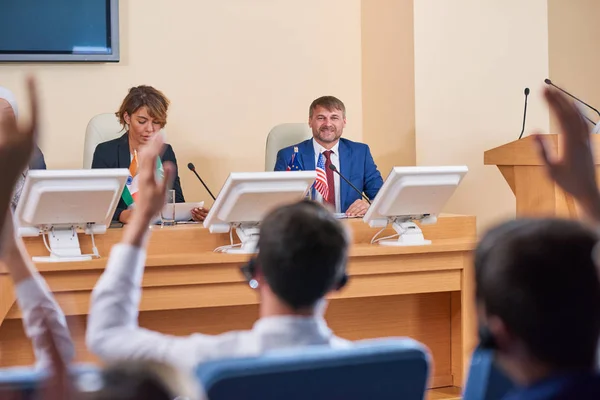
[338,139,353,210]
[118,133,131,169]
[298,139,315,170]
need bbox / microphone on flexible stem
[187,162,216,201]
[544,79,599,126]
[327,164,371,205]
[518,88,530,140]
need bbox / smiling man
[274,96,383,217]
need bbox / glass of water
[160,189,176,227]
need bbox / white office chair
[82,113,167,169]
[264,123,312,171]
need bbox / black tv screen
[0,0,119,62]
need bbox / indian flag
[121,151,164,207]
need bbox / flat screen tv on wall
[0,0,119,62]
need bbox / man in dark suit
[274,96,383,216]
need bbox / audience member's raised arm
[535,87,600,224]
[87,136,221,370]
[0,77,75,369]
[0,212,75,369]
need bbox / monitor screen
[0,0,119,62]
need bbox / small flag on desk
[286,146,302,171]
[121,152,165,208]
[313,152,328,199]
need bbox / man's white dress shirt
[87,244,351,372]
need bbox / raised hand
[0,77,38,192]
[534,87,600,221]
[122,135,175,247]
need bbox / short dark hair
[116,85,170,129]
[257,200,349,309]
[475,218,600,369]
[309,96,346,118]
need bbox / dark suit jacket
[503,373,600,400]
[29,146,46,170]
[91,133,185,222]
[274,138,383,213]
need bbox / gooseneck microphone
[518,87,530,140]
[327,164,371,205]
[187,162,216,201]
[544,79,598,125]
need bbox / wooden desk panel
[0,215,477,390]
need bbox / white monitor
[15,169,129,262]
[203,171,317,254]
[363,166,468,246]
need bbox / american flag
[314,152,328,199]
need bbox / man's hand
[345,199,369,217]
[122,135,175,247]
[0,77,38,192]
[534,87,600,222]
[191,207,209,222]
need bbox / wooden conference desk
[0,215,477,391]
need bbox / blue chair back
[463,346,516,400]
[196,338,430,400]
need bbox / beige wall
[361,0,416,177]
[413,0,550,231]
[0,0,363,205]
[548,0,600,133]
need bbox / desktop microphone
[518,87,530,140]
[544,79,599,125]
[187,162,216,201]
[327,164,371,205]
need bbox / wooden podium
[484,134,597,218]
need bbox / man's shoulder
[278,138,312,155]
[339,137,370,151]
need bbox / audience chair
[462,345,516,400]
[264,122,312,171]
[82,113,167,169]
[196,338,430,400]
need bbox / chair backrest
[463,346,516,400]
[264,123,312,171]
[0,364,99,398]
[82,113,167,169]
[196,338,430,400]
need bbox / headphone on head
[240,257,349,291]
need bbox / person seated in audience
[475,218,600,399]
[0,78,74,370]
[472,87,600,400]
[274,96,383,217]
[86,139,351,371]
[0,85,47,211]
[91,85,208,224]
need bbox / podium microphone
[518,87,530,140]
[544,79,598,126]
[187,162,216,201]
[327,164,371,205]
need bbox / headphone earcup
[336,273,349,290]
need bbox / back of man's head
[257,200,349,310]
[475,218,600,370]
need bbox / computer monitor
[203,171,317,253]
[15,169,129,262]
[363,166,468,246]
